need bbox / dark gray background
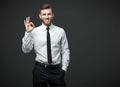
[0,0,120,87]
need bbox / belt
[35,62,61,69]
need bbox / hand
[24,16,35,32]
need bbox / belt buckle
[45,63,50,68]
[45,64,48,68]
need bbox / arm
[61,30,70,72]
[22,32,33,53]
[22,16,35,53]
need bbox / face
[39,8,54,26]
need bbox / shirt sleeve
[61,30,70,72]
[22,32,33,53]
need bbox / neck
[43,23,52,27]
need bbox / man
[22,3,70,87]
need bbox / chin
[45,23,51,26]
[43,20,52,26]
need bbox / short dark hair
[39,3,53,13]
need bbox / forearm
[61,48,70,72]
[22,32,33,53]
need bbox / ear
[39,14,41,19]
[52,13,54,18]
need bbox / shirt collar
[41,23,53,31]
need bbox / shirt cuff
[25,31,30,36]
[62,66,67,72]
[23,32,31,39]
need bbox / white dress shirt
[22,23,70,71]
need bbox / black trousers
[32,62,66,87]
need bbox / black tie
[46,27,52,64]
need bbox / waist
[35,62,61,69]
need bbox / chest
[33,30,62,45]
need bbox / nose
[45,14,49,18]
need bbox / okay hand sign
[24,16,35,32]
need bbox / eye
[43,14,46,16]
[48,13,52,15]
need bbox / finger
[26,17,28,22]
[24,19,27,25]
[26,16,30,23]
[26,17,29,22]
[27,16,30,22]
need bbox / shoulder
[52,25,65,33]
[31,25,42,33]
[33,25,42,31]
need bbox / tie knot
[46,27,50,31]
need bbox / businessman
[22,3,70,87]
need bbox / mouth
[45,19,50,23]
